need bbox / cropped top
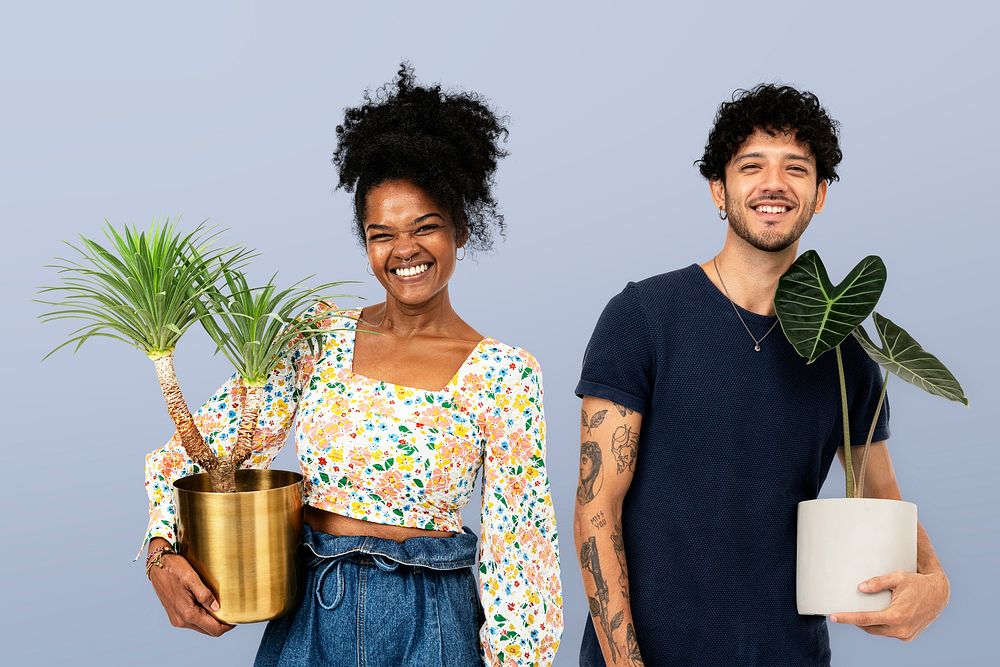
[143,306,563,666]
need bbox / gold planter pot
[174,469,304,624]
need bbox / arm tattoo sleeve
[611,424,639,474]
[581,536,624,662]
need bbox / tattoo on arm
[611,425,639,474]
[582,408,608,435]
[613,402,635,418]
[625,623,642,666]
[611,516,629,600]
[590,510,608,530]
[576,440,604,505]
[580,537,624,663]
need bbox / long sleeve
[142,345,312,550]
[478,348,564,666]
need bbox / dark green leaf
[775,250,887,363]
[854,313,968,405]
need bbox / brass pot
[174,469,304,624]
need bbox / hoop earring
[718,206,728,221]
[365,263,374,277]
[456,247,466,261]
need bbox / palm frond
[198,266,359,384]
[38,219,253,359]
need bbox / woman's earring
[366,263,374,276]
[456,247,466,261]
[718,206,728,221]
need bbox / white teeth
[756,205,788,214]
[394,263,429,277]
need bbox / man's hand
[833,443,951,642]
[830,569,950,641]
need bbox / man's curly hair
[697,84,842,184]
[332,63,509,251]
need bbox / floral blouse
[143,306,563,666]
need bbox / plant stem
[858,370,889,498]
[835,345,855,498]
[227,382,264,473]
[151,353,218,474]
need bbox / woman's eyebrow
[365,212,445,232]
[410,213,444,225]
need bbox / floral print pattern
[143,306,563,666]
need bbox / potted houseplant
[774,250,967,615]
[38,220,352,623]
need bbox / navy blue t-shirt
[575,264,890,667]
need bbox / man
[573,85,950,666]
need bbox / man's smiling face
[712,129,828,252]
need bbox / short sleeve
[575,283,655,414]
[844,335,891,446]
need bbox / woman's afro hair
[332,63,509,251]
[697,84,842,184]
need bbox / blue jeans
[255,524,484,667]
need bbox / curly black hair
[332,63,509,251]
[697,84,842,184]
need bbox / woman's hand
[147,539,235,637]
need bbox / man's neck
[700,234,800,316]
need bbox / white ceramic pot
[796,498,917,616]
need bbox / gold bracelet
[145,546,177,579]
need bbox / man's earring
[718,206,728,221]
[456,247,466,261]
[366,263,374,276]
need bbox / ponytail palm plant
[39,220,354,492]
[193,267,353,491]
[38,220,250,477]
[774,250,968,498]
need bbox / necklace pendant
[754,344,761,352]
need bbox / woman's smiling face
[363,179,465,307]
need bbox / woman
[142,64,563,667]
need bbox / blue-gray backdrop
[3,1,997,665]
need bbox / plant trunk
[208,461,238,493]
[227,383,264,472]
[151,353,219,474]
[835,346,856,498]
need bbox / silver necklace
[712,257,780,352]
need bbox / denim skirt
[254,524,484,667]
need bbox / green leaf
[854,313,968,405]
[192,265,358,383]
[774,250,887,363]
[319,472,330,483]
[38,219,252,358]
[413,478,424,488]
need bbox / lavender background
[3,1,997,664]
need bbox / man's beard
[725,192,817,252]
